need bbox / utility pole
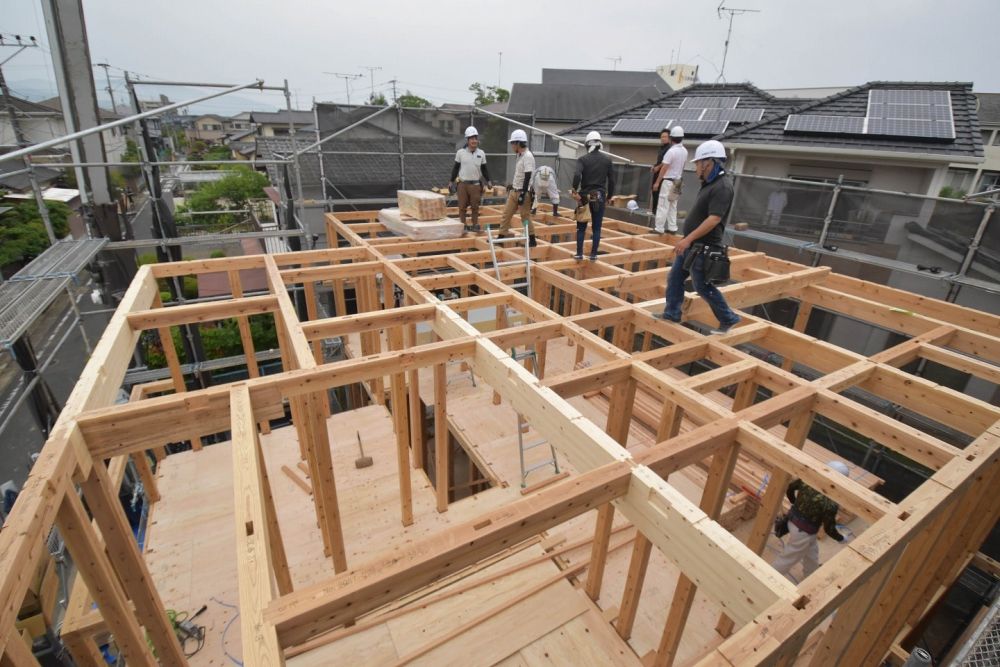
[361,65,382,103]
[497,52,502,88]
[324,72,362,106]
[716,3,760,83]
[605,56,622,71]
[95,61,118,113]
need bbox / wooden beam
[230,384,285,667]
[434,362,449,513]
[302,303,435,340]
[388,326,414,525]
[265,460,633,646]
[127,295,278,331]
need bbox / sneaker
[652,312,681,323]
[709,319,741,335]
[529,235,538,248]
[573,254,583,261]
[471,224,481,233]
[588,255,598,261]
[666,227,678,234]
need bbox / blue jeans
[576,193,605,257]
[663,249,739,326]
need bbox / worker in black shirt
[650,128,670,215]
[657,140,740,333]
[571,131,615,261]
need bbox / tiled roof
[975,93,1000,126]
[560,82,794,137]
[719,81,983,159]
[507,83,663,123]
[248,110,314,126]
[542,69,672,93]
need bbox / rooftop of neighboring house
[560,82,797,138]
[247,109,314,126]
[718,81,984,160]
[507,82,665,123]
[193,114,226,124]
[4,95,60,115]
[0,156,63,191]
[541,68,672,93]
[974,93,1000,126]
[38,96,121,122]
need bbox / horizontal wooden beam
[918,343,1000,385]
[127,295,278,331]
[265,460,634,646]
[149,255,265,278]
[543,359,633,398]
[279,260,383,284]
[301,303,436,340]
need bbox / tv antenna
[716,3,760,83]
[324,72,362,106]
[605,56,622,71]
[360,66,382,102]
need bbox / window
[993,131,1000,146]
[977,171,1000,193]
[981,130,993,146]
[945,168,976,192]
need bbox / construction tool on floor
[354,431,373,468]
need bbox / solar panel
[679,96,740,109]
[784,115,865,134]
[611,119,670,134]
[869,89,951,106]
[667,120,730,135]
[646,108,706,121]
[701,108,765,123]
[867,118,955,140]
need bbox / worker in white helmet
[450,126,492,232]
[772,461,852,582]
[497,128,537,247]
[653,125,688,234]
[657,139,741,333]
[570,130,615,260]
[530,165,560,218]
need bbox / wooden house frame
[1,206,998,666]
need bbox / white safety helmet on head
[670,125,685,138]
[692,139,727,162]
[464,125,479,138]
[827,461,850,477]
[509,129,528,143]
[585,130,602,145]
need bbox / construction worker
[650,128,671,216]
[570,131,615,260]
[497,128,537,247]
[657,139,741,333]
[450,126,492,232]
[530,165,560,218]
[653,125,687,234]
[772,461,851,582]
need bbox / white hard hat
[464,125,479,138]
[509,129,528,143]
[827,461,850,477]
[692,139,726,162]
[626,200,639,212]
[670,125,685,138]
[585,130,602,145]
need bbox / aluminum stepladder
[486,222,560,487]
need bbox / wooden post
[152,292,202,450]
[256,432,294,595]
[782,301,813,371]
[79,462,187,666]
[616,531,653,639]
[388,326,414,526]
[584,503,616,600]
[404,322,424,470]
[434,363,449,513]
[307,390,348,572]
[228,269,269,433]
[56,492,159,667]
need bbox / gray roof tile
[507,83,663,122]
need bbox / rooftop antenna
[715,2,760,83]
[324,72,362,106]
[606,56,622,71]
[497,51,502,88]
[360,65,382,103]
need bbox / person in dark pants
[571,131,615,261]
[658,139,740,333]
[650,128,670,215]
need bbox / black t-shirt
[655,144,669,167]
[683,174,734,246]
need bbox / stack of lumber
[378,208,465,241]
[398,190,447,220]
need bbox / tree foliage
[369,92,388,106]
[0,201,72,269]
[180,166,269,226]
[398,91,432,108]
[469,83,510,106]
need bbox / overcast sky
[4,0,999,114]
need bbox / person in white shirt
[531,165,560,218]
[653,126,688,234]
[450,126,492,232]
[497,129,537,247]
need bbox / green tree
[369,92,388,106]
[181,166,269,226]
[397,91,432,108]
[191,145,232,171]
[120,138,143,192]
[469,83,510,106]
[0,201,71,269]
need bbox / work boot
[529,235,537,247]
[552,204,559,217]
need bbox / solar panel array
[611,119,673,134]
[646,108,707,121]
[783,89,956,141]
[678,96,740,109]
[646,107,765,123]
[611,118,731,136]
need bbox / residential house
[944,93,1000,196]
[248,110,314,137]
[0,94,130,162]
[187,115,227,144]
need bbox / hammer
[354,431,373,468]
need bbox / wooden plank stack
[398,190,447,221]
[378,208,465,241]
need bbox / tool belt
[682,242,730,284]
[574,202,592,223]
[789,507,819,535]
